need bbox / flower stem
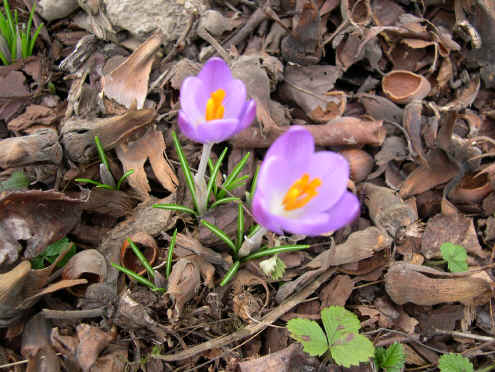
[238,225,267,257]
[195,143,213,215]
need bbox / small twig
[0,353,63,369]
[364,328,449,354]
[433,328,495,343]
[198,28,232,63]
[41,307,106,320]
[152,268,336,362]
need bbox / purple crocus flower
[178,57,256,144]
[252,126,360,236]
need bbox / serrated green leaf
[321,306,361,345]
[287,318,328,356]
[438,353,473,372]
[375,343,405,372]
[330,333,375,368]
[440,243,468,272]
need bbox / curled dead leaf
[382,70,431,104]
[102,33,163,109]
[62,249,108,296]
[450,172,492,204]
[167,257,201,320]
[340,149,374,183]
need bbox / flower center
[282,173,322,211]
[205,89,226,121]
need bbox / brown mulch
[1,0,495,371]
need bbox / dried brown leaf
[0,190,84,267]
[102,33,162,109]
[116,128,178,198]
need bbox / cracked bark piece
[0,128,62,169]
[60,105,155,164]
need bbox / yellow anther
[282,173,322,211]
[205,89,226,121]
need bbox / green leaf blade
[330,333,375,368]
[438,353,473,372]
[440,242,468,272]
[321,306,361,345]
[287,318,328,357]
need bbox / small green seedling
[440,243,468,273]
[153,131,252,217]
[112,238,166,293]
[0,170,29,191]
[287,306,375,368]
[75,136,134,191]
[438,353,473,372]
[31,237,76,269]
[375,342,405,372]
[0,0,43,65]
[259,254,286,280]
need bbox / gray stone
[103,0,206,44]
[37,0,79,22]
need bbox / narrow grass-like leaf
[207,159,218,195]
[209,197,240,209]
[200,219,236,252]
[116,169,134,190]
[218,152,250,198]
[75,178,105,187]
[111,262,157,290]
[248,164,260,204]
[224,175,249,193]
[95,184,115,190]
[206,146,228,206]
[26,1,35,44]
[152,203,198,216]
[220,261,240,286]
[29,22,42,55]
[0,47,8,65]
[172,131,199,213]
[247,224,262,238]
[94,136,111,175]
[166,228,177,278]
[242,244,310,262]
[236,203,244,254]
[127,238,155,279]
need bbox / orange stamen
[205,89,226,121]
[282,173,322,211]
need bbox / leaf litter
[1,0,495,371]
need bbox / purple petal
[194,118,240,143]
[178,110,201,143]
[198,57,233,92]
[278,192,360,236]
[257,155,297,206]
[223,79,247,119]
[265,126,314,172]
[236,99,256,131]
[300,152,350,214]
[252,190,283,234]
[180,76,208,124]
